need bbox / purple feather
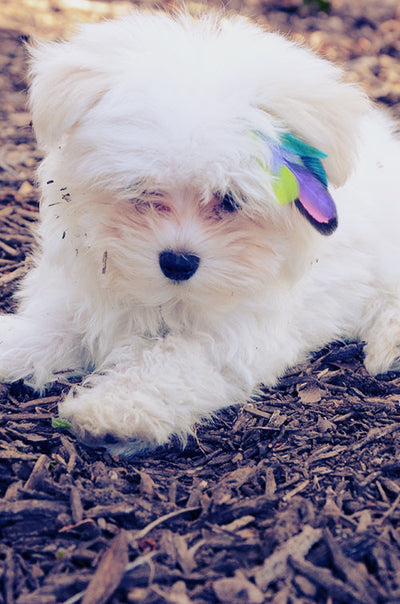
[287,162,338,235]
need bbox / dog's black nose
[159,250,200,281]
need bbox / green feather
[273,165,299,205]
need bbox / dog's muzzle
[159,250,200,282]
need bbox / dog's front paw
[0,315,36,384]
[80,432,160,458]
[0,314,82,388]
[59,381,180,456]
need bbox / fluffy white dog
[1,8,400,455]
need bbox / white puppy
[1,9,399,454]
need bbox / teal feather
[301,156,328,187]
[280,132,328,187]
[280,132,327,159]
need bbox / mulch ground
[1,1,400,602]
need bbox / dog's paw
[364,340,400,376]
[0,315,35,383]
[59,381,179,455]
[78,432,160,458]
[0,314,64,387]
[0,313,85,388]
[363,308,400,376]
[363,324,400,376]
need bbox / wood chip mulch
[1,1,400,603]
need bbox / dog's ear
[28,38,110,151]
[257,34,369,188]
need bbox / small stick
[102,250,108,274]
[0,239,20,257]
[0,265,27,285]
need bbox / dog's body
[1,10,400,454]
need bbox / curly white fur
[1,8,400,455]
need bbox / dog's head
[29,10,368,312]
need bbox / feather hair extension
[255,129,338,235]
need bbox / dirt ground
[1,1,400,602]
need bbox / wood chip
[81,530,129,604]
[24,454,50,491]
[254,525,322,590]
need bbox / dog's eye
[217,192,240,214]
[130,196,171,214]
[152,202,171,214]
[132,200,151,213]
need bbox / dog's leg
[59,335,253,455]
[0,265,86,388]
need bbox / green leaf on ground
[51,417,71,430]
